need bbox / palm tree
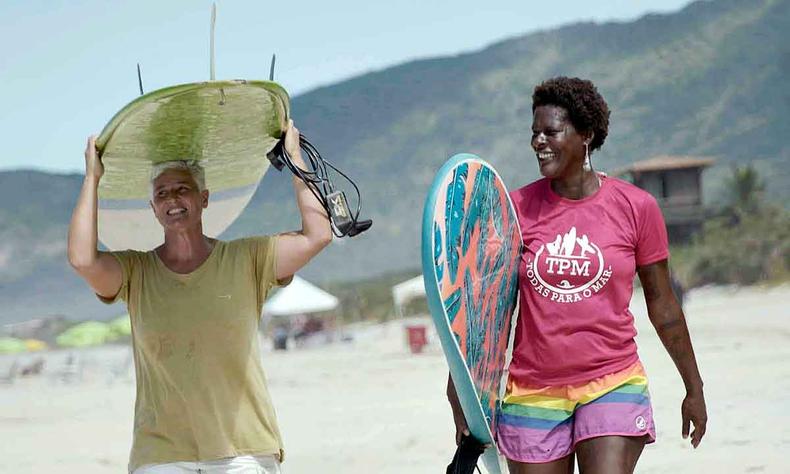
[724,164,765,218]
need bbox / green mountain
[1,0,787,324]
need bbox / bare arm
[274,120,333,280]
[67,136,123,298]
[637,259,707,448]
[447,373,470,445]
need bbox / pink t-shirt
[508,176,669,386]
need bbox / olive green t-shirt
[99,237,288,472]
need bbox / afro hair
[532,77,610,152]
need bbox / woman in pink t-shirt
[447,77,707,473]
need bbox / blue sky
[0,0,691,173]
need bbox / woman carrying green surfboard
[67,120,332,473]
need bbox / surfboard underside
[95,80,289,250]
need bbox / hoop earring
[583,143,592,171]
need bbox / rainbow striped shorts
[496,361,656,463]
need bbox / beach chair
[0,361,19,385]
[107,348,134,385]
[20,358,45,377]
[55,353,82,384]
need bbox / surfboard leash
[268,136,373,238]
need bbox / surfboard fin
[137,63,145,95]
[210,3,217,80]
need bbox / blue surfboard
[421,154,522,474]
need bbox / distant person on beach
[447,77,707,473]
[67,120,331,473]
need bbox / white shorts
[132,454,282,474]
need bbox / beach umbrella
[23,339,48,352]
[0,337,27,354]
[56,321,114,348]
[109,315,132,338]
[263,276,339,317]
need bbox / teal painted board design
[422,153,522,474]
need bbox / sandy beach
[1,284,788,473]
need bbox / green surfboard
[95,80,289,250]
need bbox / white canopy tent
[391,275,426,318]
[263,276,339,317]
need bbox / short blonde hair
[150,160,206,194]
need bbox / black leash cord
[277,134,368,238]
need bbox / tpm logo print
[526,226,613,303]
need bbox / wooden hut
[614,156,714,242]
